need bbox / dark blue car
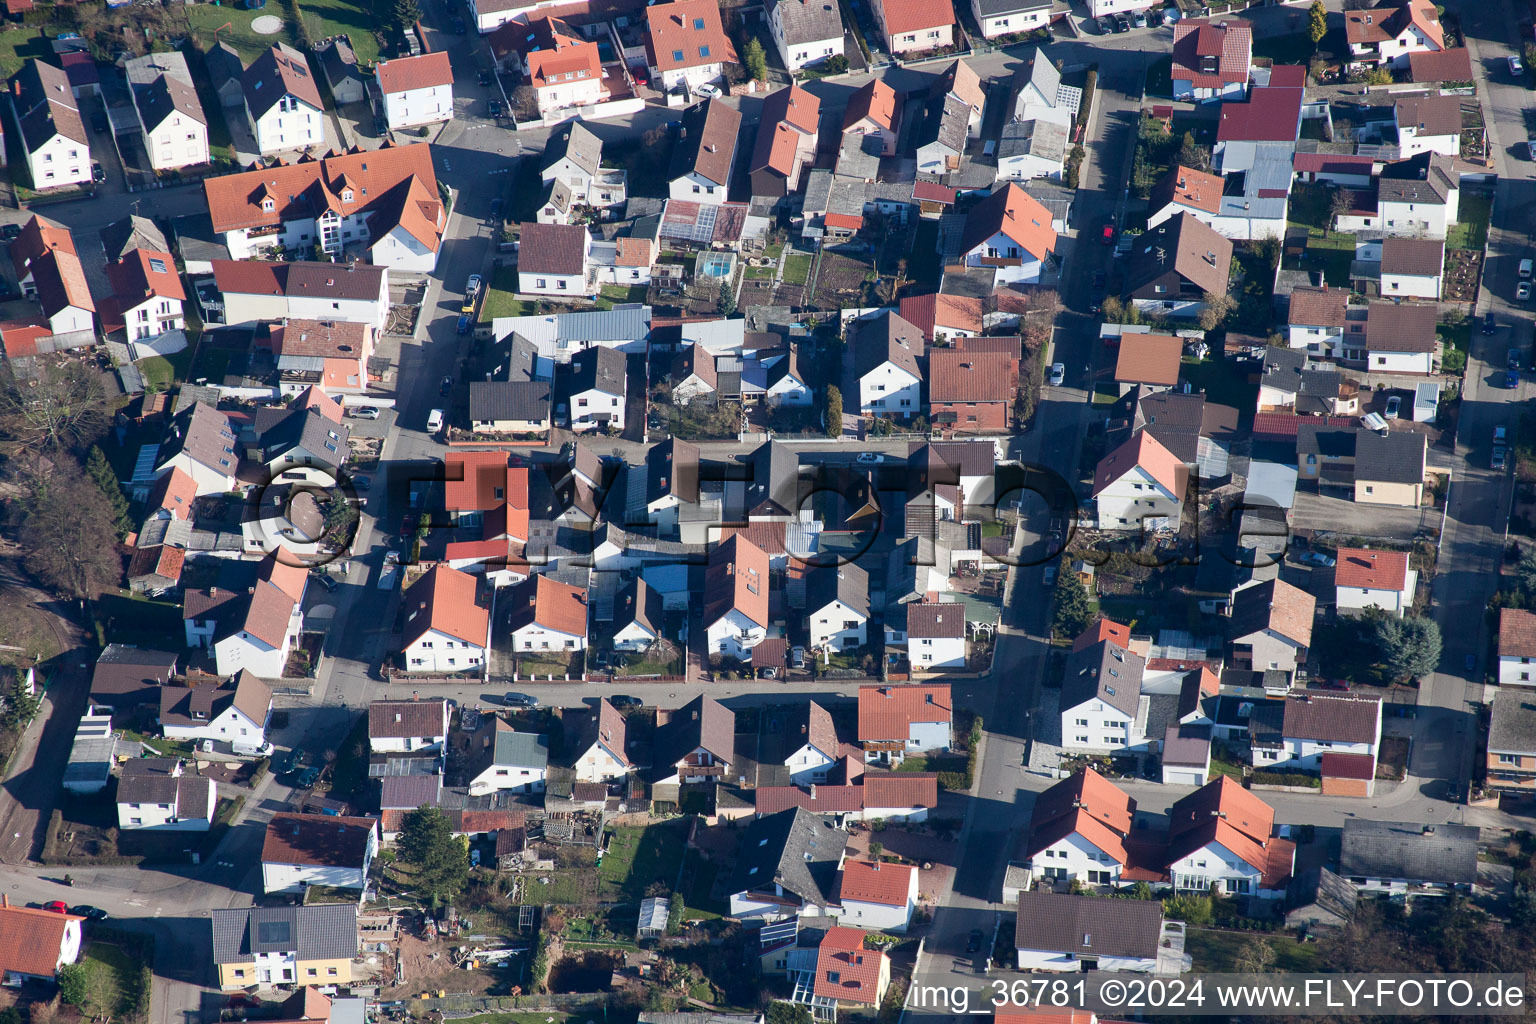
[1508,370,1520,389]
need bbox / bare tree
[15,458,122,602]
[0,359,111,456]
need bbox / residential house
[749,85,821,200]
[901,603,967,670]
[466,718,549,794]
[125,53,210,171]
[871,0,955,54]
[1338,818,1478,896]
[1166,776,1293,897]
[1500,609,1536,687]
[210,904,359,988]
[206,42,246,109]
[203,143,443,270]
[1228,578,1314,681]
[1257,348,1357,414]
[1163,723,1214,785]
[808,927,891,1013]
[1024,768,1137,885]
[1122,389,1237,478]
[368,698,450,753]
[316,37,368,105]
[645,0,737,94]
[513,16,607,116]
[1059,640,1147,752]
[848,311,924,420]
[1214,70,1305,171]
[807,564,870,653]
[91,645,178,708]
[1393,94,1461,158]
[246,396,352,474]
[857,684,951,766]
[766,0,845,70]
[563,344,626,432]
[184,558,307,678]
[767,351,813,406]
[957,183,1058,287]
[260,813,378,893]
[1123,212,1232,317]
[243,44,325,155]
[997,115,1070,182]
[771,701,843,784]
[9,60,90,191]
[1013,891,1170,972]
[913,92,970,175]
[1334,547,1417,616]
[376,52,454,131]
[1376,152,1459,239]
[929,341,1020,434]
[401,565,491,673]
[971,0,1052,38]
[1345,0,1445,68]
[469,381,551,434]
[10,214,95,338]
[1250,690,1383,773]
[1407,46,1473,83]
[153,401,239,495]
[1354,427,1427,506]
[1486,692,1536,794]
[1113,333,1183,394]
[651,695,734,787]
[506,574,588,653]
[841,80,899,156]
[1285,285,1351,357]
[517,222,590,296]
[704,535,771,659]
[838,860,919,932]
[105,248,184,341]
[160,670,273,753]
[727,806,847,920]
[540,122,625,210]
[115,757,217,830]
[1363,300,1438,374]
[671,344,718,405]
[898,292,981,343]
[642,436,700,535]
[667,99,741,203]
[213,260,390,330]
[1090,430,1186,532]
[1375,237,1444,300]
[268,319,373,396]
[563,698,632,782]
[0,900,83,985]
[1171,19,1252,102]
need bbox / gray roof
[494,726,550,769]
[101,216,169,263]
[1287,866,1357,924]
[1217,143,1292,222]
[170,214,230,266]
[1061,640,1145,720]
[727,807,847,908]
[646,436,700,505]
[1488,694,1536,753]
[378,772,444,809]
[566,344,626,398]
[210,904,358,963]
[507,334,539,383]
[807,563,869,618]
[1355,428,1425,485]
[136,72,206,132]
[1339,818,1478,886]
[916,92,971,156]
[1014,891,1163,958]
[1377,152,1455,205]
[766,0,843,44]
[470,381,551,423]
[746,439,799,517]
[555,306,651,342]
[973,0,1050,16]
[543,122,604,179]
[999,117,1068,164]
[654,695,734,775]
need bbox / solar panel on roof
[257,920,292,944]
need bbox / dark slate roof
[101,216,169,263]
[1339,818,1478,886]
[1061,640,1145,720]
[746,439,799,517]
[613,576,664,638]
[1489,694,1536,753]
[1014,891,1163,957]
[668,99,742,189]
[654,696,734,774]
[506,334,539,383]
[807,562,869,618]
[1288,865,1358,924]
[469,380,551,423]
[726,806,847,908]
[1354,427,1425,485]
[210,904,357,963]
[542,121,603,179]
[646,436,700,505]
[91,644,177,703]
[251,404,350,466]
[566,344,626,399]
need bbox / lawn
[1437,321,1471,375]
[1447,190,1492,251]
[97,592,183,649]
[600,820,688,901]
[481,267,536,321]
[136,347,196,393]
[0,25,53,78]
[595,284,648,308]
[182,5,298,63]
[1186,928,1323,972]
[782,253,813,286]
[295,0,383,65]
[79,941,144,1019]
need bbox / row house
[213,260,390,330]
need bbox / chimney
[1,894,7,908]
[809,784,817,798]
[1423,824,1435,835]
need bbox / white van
[1521,258,1533,279]
[427,408,445,433]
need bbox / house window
[307,969,318,978]
[1500,754,1520,765]
[328,968,338,977]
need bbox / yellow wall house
[212,904,358,989]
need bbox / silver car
[1048,362,1066,386]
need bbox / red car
[1101,222,1115,245]
[42,900,67,914]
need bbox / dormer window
[342,189,354,201]
[261,198,275,212]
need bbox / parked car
[427,408,445,432]
[374,115,389,135]
[92,112,109,134]
[293,766,320,788]
[352,474,372,491]
[451,16,466,32]
[609,695,643,710]
[759,667,778,679]
[791,646,807,669]
[1113,14,1130,31]
[1511,349,1524,371]
[350,406,381,419]
[1508,369,1521,388]
[504,692,540,708]
[1048,362,1066,386]
[70,906,109,921]
[1299,550,1336,567]
[1096,15,1113,31]
[477,69,492,86]
[1519,281,1532,301]
[1495,425,1509,444]
[1521,258,1534,279]
[488,99,502,117]
[311,572,339,593]
[1484,313,1498,334]
[1512,55,1526,76]
[1493,446,1509,471]
[1527,140,1536,160]
[967,930,985,954]
[440,375,454,396]
[694,83,720,98]
[1043,565,1057,585]
[1384,395,1401,419]
[91,164,106,184]
[42,901,67,914]
[1101,222,1115,245]
[469,847,481,868]
[1131,9,1148,26]
[0,224,20,241]
[856,452,884,463]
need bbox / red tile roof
[376,52,455,94]
[527,33,602,89]
[0,903,82,978]
[1252,412,1356,439]
[704,534,770,630]
[928,346,1017,403]
[508,574,589,637]
[960,183,1057,263]
[1114,333,1183,387]
[149,467,199,520]
[1287,285,1349,328]
[261,813,376,867]
[1293,151,1375,175]
[645,0,737,72]
[517,221,588,276]
[839,860,914,907]
[857,684,952,741]
[1217,78,1304,143]
[1334,547,1410,591]
[1408,46,1472,82]
[107,248,185,310]
[1073,618,1131,653]
[861,771,938,809]
[1501,608,1536,659]
[0,320,50,358]
[813,928,887,1005]
[878,0,955,37]
[898,292,983,340]
[402,564,490,648]
[1154,164,1223,215]
[843,79,897,132]
[1172,19,1253,87]
[1320,751,1376,779]
[1091,430,1186,498]
[823,212,863,230]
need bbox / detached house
[749,85,821,200]
[563,698,632,782]
[929,341,1020,434]
[807,564,870,653]
[1024,768,1137,886]
[1122,212,1232,318]
[159,670,273,753]
[871,0,955,54]
[848,311,924,420]
[1091,430,1186,532]
[1167,776,1293,897]
[809,927,892,1014]
[1059,640,1147,752]
[839,860,919,932]
[842,80,899,156]
[465,718,549,794]
[512,16,607,116]
[704,534,771,659]
[1339,818,1478,896]
[1486,693,1536,795]
[766,0,845,70]
[540,122,625,211]
[1013,892,1170,972]
[1285,285,1351,356]
[957,183,1058,287]
[728,806,848,921]
[1334,547,1417,616]
[116,758,218,830]
[1376,237,1444,300]
[126,53,210,171]
[1228,577,1314,682]
[211,904,358,989]
[1345,0,1444,68]
[506,573,588,652]
[260,813,378,893]
[1499,608,1536,687]
[368,698,450,753]
[243,44,325,155]
[611,577,664,651]
[9,60,91,191]
[401,565,491,673]
[154,401,239,495]
[104,248,185,341]
[1376,152,1459,239]
[899,603,967,669]
[1392,94,1461,158]
[857,684,951,766]
[971,0,1051,38]
[0,901,83,986]
[645,0,737,94]
[377,52,455,131]
[517,222,590,296]
[651,695,734,788]
[668,99,741,203]
[1172,20,1252,102]
[1249,690,1383,775]
[1113,332,1183,394]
